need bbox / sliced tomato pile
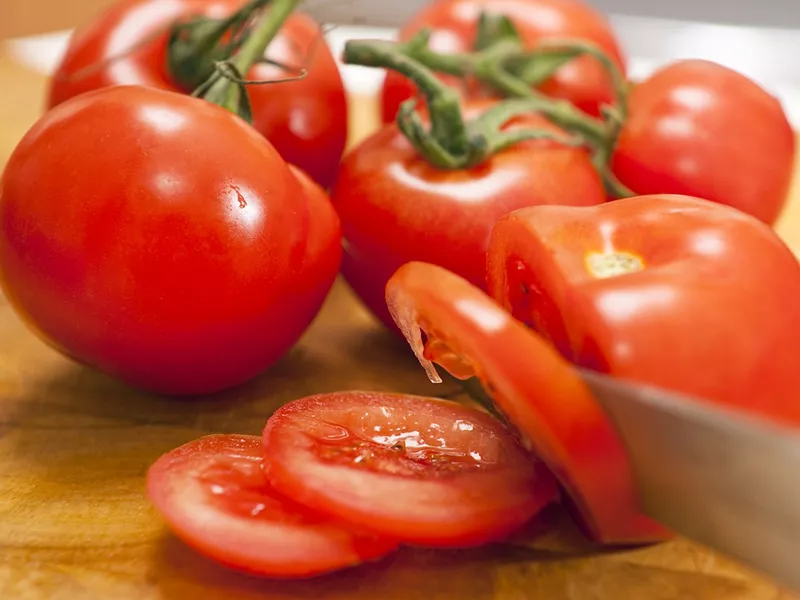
[146,391,560,577]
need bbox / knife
[579,369,800,593]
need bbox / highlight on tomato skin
[262,390,560,548]
[486,194,800,424]
[146,434,399,579]
[385,261,670,545]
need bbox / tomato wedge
[146,434,398,578]
[385,262,670,545]
[486,195,800,423]
[262,391,558,548]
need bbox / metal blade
[304,0,430,27]
[579,369,800,592]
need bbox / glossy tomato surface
[381,0,626,123]
[262,390,559,547]
[612,60,795,225]
[47,0,347,189]
[146,434,398,577]
[332,101,605,331]
[0,85,327,396]
[284,164,342,337]
[487,195,800,423]
[386,261,668,545]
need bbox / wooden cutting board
[1,49,799,599]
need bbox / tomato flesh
[146,434,398,578]
[262,391,559,547]
[386,261,670,544]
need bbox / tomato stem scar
[585,251,645,278]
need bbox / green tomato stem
[183,0,302,121]
[344,37,471,161]
[360,14,635,194]
[344,38,581,170]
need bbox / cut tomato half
[146,434,398,578]
[486,197,800,422]
[385,261,670,545]
[262,390,559,548]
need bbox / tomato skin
[262,390,559,547]
[487,194,800,423]
[285,164,342,334]
[332,101,606,331]
[47,0,347,190]
[0,85,332,396]
[612,60,796,225]
[146,434,398,578]
[380,0,626,124]
[385,262,669,544]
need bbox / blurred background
[2,0,800,125]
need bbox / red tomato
[47,0,347,189]
[487,195,800,423]
[332,100,606,331]
[612,60,796,225]
[146,434,398,577]
[285,164,342,335]
[385,261,669,544]
[381,0,626,123]
[0,85,335,396]
[262,390,559,547]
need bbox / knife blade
[579,369,800,592]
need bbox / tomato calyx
[167,0,305,122]
[346,13,633,196]
[342,39,581,170]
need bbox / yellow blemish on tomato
[585,251,645,279]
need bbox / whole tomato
[0,85,338,396]
[381,0,626,124]
[487,194,800,423]
[47,0,347,190]
[331,100,606,332]
[612,60,796,225]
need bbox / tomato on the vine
[47,0,347,189]
[381,0,626,123]
[332,100,605,331]
[385,261,668,544]
[612,60,795,225]
[146,434,399,577]
[262,390,559,547]
[487,195,800,423]
[0,85,335,396]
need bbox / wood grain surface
[1,48,799,599]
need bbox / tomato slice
[146,434,398,578]
[262,391,559,548]
[385,261,670,545]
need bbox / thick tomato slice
[486,195,800,423]
[262,391,559,548]
[146,434,398,578]
[385,262,669,545]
